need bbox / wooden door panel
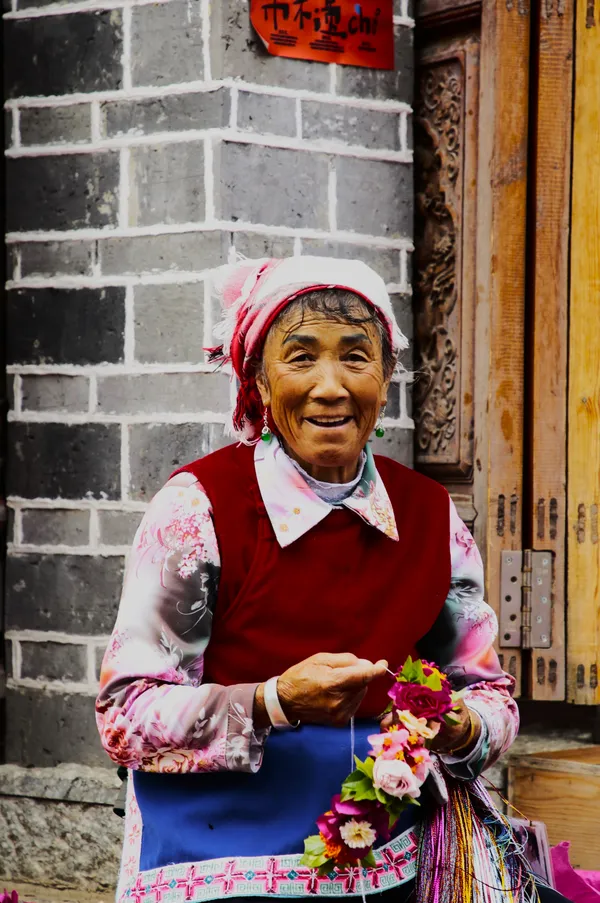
[525,0,574,701]
[415,0,531,692]
[567,0,600,706]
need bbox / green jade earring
[375,408,386,438]
[261,408,272,442]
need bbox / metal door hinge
[499,550,552,649]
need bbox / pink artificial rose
[388,680,453,721]
[368,727,410,760]
[372,757,422,799]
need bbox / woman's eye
[346,353,369,363]
[289,352,313,363]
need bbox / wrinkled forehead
[261,289,383,347]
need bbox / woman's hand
[255,653,388,729]
[379,699,481,757]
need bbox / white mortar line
[7,362,221,375]
[203,277,214,352]
[393,12,415,27]
[121,2,133,92]
[7,272,211,290]
[7,541,129,556]
[328,163,337,233]
[201,0,212,82]
[124,284,135,364]
[86,642,98,686]
[13,639,23,682]
[7,498,148,512]
[6,221,414,251]
[204,137,215,223]
[118,147,130,228]
[5,79,412,114]
[89,507,100,548]
[398,382,414,428]
[6,676,99,696]
[329,64,337,95]
[399,248,411,294]
[5,128,413,165]
[399,111,408,153]
[383,414,414,430]
[13,507,24,546]
[90,100,102,143]
[8,410,230,425]
[6,629,112,644]
[386,282,408,295]
[90,239,101,277]
[13,374,23,415]
[13,246,22,281]
[120,423,130,501]
[6,0,179,17]
[229,85,238,130]
[88,372,98,413]
[295,98,302,140]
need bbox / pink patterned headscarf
[209,256,409,443]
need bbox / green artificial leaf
[300,836,331,869]
[374,786,388,804]
[413,659,426,684]
[341,776,377,802]
[354,755,375,778]
[361,851,377,868]
[341,768,377,802]
[304,835,326,855]
[444,711,461,727]
[424,670,443,692]
[316,859,337,876]
[398,655,416,683]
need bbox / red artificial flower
[388,680,453,721]
[316,795,390,862]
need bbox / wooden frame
[473,0,531,689]
[567,0,600,706]
[524,0,574,701]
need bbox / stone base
[0,764,122,893]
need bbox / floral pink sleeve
[95,474,268,774]
[417,498,520,777]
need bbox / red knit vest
[173,443,451,717]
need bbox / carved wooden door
[413,0,573,702]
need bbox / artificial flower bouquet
[300,657,458,874]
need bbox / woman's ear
[255,364,271,407]
[380,376,392,408]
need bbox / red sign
[250,0,395,71]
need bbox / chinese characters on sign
[250,0,395,70]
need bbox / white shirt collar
[254,436,399,548]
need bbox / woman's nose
[311,362,349,400]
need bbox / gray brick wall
[3,0,414,767]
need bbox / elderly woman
[97,257,568,903]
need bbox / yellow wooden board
[508,748,600,870]
[567,2,600,704]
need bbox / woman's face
[256,305,390,483]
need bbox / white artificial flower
[339,819,377,850]
[396,710,440,740]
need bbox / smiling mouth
[304,416,354,429]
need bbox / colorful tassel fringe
[416,777,540,903]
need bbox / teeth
[309,417,349,425]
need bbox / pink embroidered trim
[119,829,418,902]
